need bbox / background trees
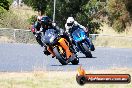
[22,0,48,15]
[0,0,13,13]
[23,0,102,33]
[21,0,132,33]
[106,0,131,32]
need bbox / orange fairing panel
[58,38,73,59]
[47,46,55,57]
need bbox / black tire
[71,55,79,65]
[90,44,95,51]
[82,43,92,58]
[53,47,68,65]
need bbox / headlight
[81,33,86,40]
[81,35,86,40]
[82,36,85,40]
[50,36,55,43]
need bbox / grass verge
[93,36,132,48]
[0,68,132,88]
[0,6,37,29]
[93,23,132,48]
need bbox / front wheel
[82,43,92,58]
[53,47,68,65]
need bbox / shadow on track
[51,63,80,66]
[79,56,97,58]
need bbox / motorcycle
[42,28,79,65]
[71,26,93,58]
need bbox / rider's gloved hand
[36,31,40,34]
[52,23,56,27]
[33,32,36,35]
[43,46,51,56]
[35,34,38,37]
[40,27,43,32]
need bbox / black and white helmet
[66,17,75,27]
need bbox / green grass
[0,68,132,88]
[93,36,132,48]
[0,6,37,29]
[93,23,132,48]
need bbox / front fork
[85,37,91,47]
[47,46,55,57]
[75,38,90,53]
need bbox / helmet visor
[67,22,73,26]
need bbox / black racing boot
[36,35,44,47]
[43,46,51,55]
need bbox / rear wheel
[90,44,95,51]
[82,43,92,58]
[71,55,79,65]
[53,47,68,65]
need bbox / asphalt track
[0,43,132,72]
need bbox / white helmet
[66,17,75,27]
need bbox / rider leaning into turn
[65,17,87,31]
[65,17,90,45]
[36,16,65,57]
[40,16,76,58]
[41,16,60,57]
[31,15,57,56]
[65,17,88,36]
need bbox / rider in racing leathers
[40,16,61,57]
[65,17,90,46]
[41,16,75,58]
[31,16,52,56]
[65,17,88,34]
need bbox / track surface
[0,43,132,72]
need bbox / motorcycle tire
[71,56,79,65]
[53,47,68,65]
[82,43,92,58]
[90,44,95,51]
